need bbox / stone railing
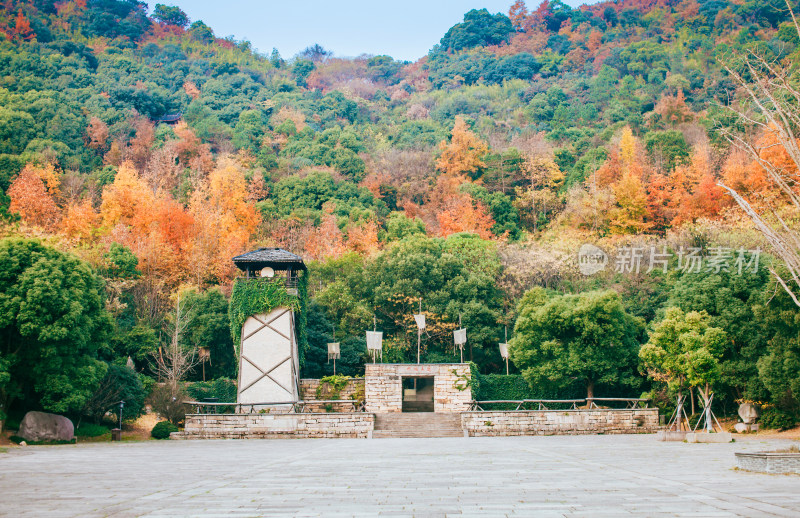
[184,399,366,414]
[174,412,375,439]
[461,408,660,436]
[468,397,651,411]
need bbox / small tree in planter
[640,308,727,429]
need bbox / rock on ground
[18,411,74,442]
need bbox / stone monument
[231,248,307,408]
[735,402,760,433]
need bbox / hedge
[474,373,585,408]
[151,421,179,439]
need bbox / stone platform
[174,412,374,439]
[176,408,663,439]
[736,451,800,474]
[462,408,659,436]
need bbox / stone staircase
[372,412,464,438]
[402,400,434,412]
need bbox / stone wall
[298,378,365,412]
[433,364,472,412]
[174,413,374,439]
[736,452,800,474]
[364,364,402,413]
[364,363,472,413]
[461,409,660,436]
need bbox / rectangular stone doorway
[402,376,434,412]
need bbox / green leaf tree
[639,307,727,407]
[644,130,691,172]
[183,288,236,380]
[363,234,505,368]
[439,8,515,51]
[0,238,112,415]
[81,363,147,424]
[510,289,643,399]
[666,268,771,403]
[754,287,800,411]
[152,4,189,28]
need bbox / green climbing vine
[350,381,365,403]
[452,369,471,392]
[315,375,351,400]
[229,273,309,368]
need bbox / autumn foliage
[8,164,60,228]
[437,196,495,239]
[13,10,34,40]
[436,116,488,178]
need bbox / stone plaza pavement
[1,434,799,517]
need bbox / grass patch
[75,423,111,438]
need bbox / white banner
[454,328,467,345]
[498,342,509,360]
[413,314,426,330]
[366,331,383,351]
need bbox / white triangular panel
[271,311,292,337]
[239,358,262,389]
[242,315,266,339]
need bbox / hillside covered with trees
[2,0,800,428]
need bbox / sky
[154,1,596,62]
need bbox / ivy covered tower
[230,248,308,406]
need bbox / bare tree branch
[149,292,200,389]
[717,0,800,306]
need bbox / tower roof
[232,248,307,271]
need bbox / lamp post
[111,400,125,442]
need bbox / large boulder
[18,411,74,442]
[738,403,760,425]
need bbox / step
[372,412,464,438]
[372,430,464,438]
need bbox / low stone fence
[461,408,660,436]
[736,452,800,474]
[299,378,365,413]
[174,413,375,439]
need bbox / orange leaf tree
[60,199,99,241]
[436,116,488,179]
[7,164,60,228]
